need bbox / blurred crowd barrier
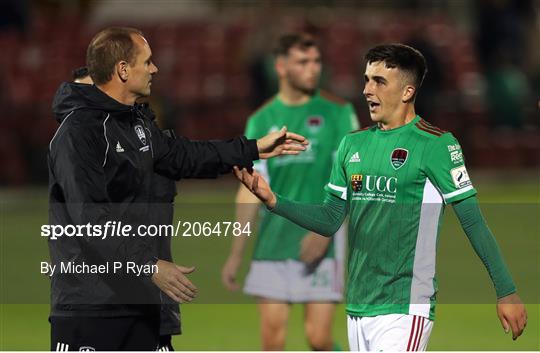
[1,1,538,185]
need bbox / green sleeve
[324,136,349,200]
[271,191,348,237]
[425,133,477,204]
[453,195,517,298]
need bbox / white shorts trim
[347,314,433,351]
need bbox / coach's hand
[256,126,308,159]
[233,167,276,209]
[222,255,242,291]
[496,293,527,340]
[152,260,198,303]
[300,232,331,266]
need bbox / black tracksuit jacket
[48,82,258,318]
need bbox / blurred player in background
[222,33,358,350]
[71,66,180,351]
[233,43,527,351]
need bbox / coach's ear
[402,84,416,103]
[117,60,129,82]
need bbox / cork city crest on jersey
[306,115,324,133]
[390,148,409,170]
[351,174,363,192]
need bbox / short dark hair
[365,44,427,88]
[86,27,143,85]
[72,66,89,81]
[273,33,319,57]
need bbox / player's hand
[233,167,277,208]
[299,232,331,266]
[151,260,198,303]
[222,255,242,291]
[496,293,527,340]
[256,126,308,159]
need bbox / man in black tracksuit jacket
[48,27,306,350]
[74,66,181,349]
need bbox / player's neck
[278,84,312,106]
[97,83,138,106]
[379,106,416,130]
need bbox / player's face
[127,34,158,98]
[363,61,407,123]
[282,46,322,93]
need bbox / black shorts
[157,335,174,351]
[50,315,160,351]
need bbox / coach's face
[363,61,409,123]
[279,46,322,93]
[127,34,158,98]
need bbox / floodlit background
[0,0,538,350]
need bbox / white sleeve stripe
[442,185,474,200]
[102,113,111,167]
[49,110,75,151]
[327,183,347,200]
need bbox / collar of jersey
[375,115,421,135]
[275,91,318,109]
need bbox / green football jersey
[325,115,477,320]
[245,90,358,260]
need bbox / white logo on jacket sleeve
[450,166,472,189]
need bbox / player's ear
[117,60,129,82]
[275,56,286,78]
[402,85,416,103]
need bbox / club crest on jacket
[134,125,147,145]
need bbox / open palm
[233,167,276,208]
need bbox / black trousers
[50,316,160,351]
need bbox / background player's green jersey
[245,90,358,260]
[325,116,477,320]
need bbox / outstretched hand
[233,166,276,208]
[497,293,527,340]
[256,126,308,159]
[152,260,198,303]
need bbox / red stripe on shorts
[406,316,417,351]
[415,317,425,351]
[412,316,422,351]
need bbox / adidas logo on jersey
[349,152,361,163]
[116,142,125,152]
